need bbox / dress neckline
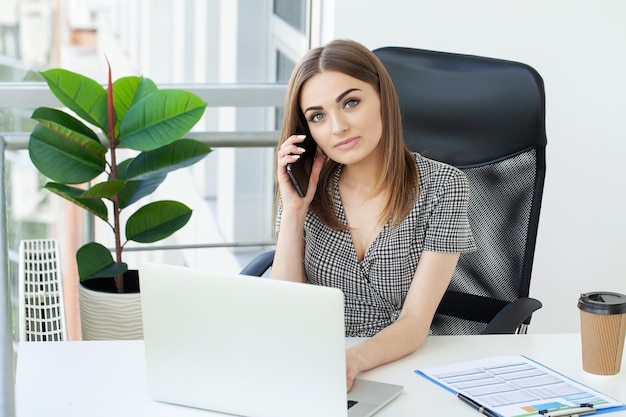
[332,165,388,264]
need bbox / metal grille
[18,239,67,341]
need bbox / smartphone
[286,135,317,197]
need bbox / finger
[304,155,325,198]
[279,134,307,152]
[346,371,355,392]
[278,147,306,161]
[278,146,308,164]
[278,150,302,162]
[277,134,311,170]
[291,134,307,144]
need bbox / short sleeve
[423,167,476,253]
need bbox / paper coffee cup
[578,292,626,376]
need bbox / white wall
[327,0,626,333]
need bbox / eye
[344,98,359,109]
[309,113,324,122]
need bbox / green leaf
[119,90,207,151]
[81,180,126,200]
[40,69,109,131]
[125,139,211,180]
[76,242,128,281]
[29,123,106,184]
[32,107,102,143]
[112,76,158,133]
[44,183,108,221]
[113,76,157,115]
[115,158,135,181]
[115,158,167,208]
[126,200,192,243]
[118,176,167,209]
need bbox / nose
[331,112,349,135]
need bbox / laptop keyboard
[347,400,359,409]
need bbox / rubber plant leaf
[116,159,166,209]
[118,176,167,209]
[119,90,207,151]
[31,107,102,144]
[44,183,108,222]
[111,76,158,135]
[124,139,212,181]
[76,242,128,281]
[29,112,106,184]
[125,200,193,243]
[81,180,126,201]
[40,69,109,132]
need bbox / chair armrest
[481,297,542,335]
[239,250,275,277]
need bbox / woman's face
[299,70,383,166]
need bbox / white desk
[15,334,626,416]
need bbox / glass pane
[0,0,290,83]
[275,50,295,129]
[273,0,307,33]
[276,50,296,82]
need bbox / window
[273,0,307,34]
[1,0,319,342]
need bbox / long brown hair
[275,39,418,230]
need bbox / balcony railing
[0,82,287,417]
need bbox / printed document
[416,355,625,417]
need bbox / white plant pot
[78,272,144,340]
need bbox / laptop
[139,262,403,417]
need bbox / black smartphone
[286,135,317,197]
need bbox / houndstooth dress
[278,153,476,336]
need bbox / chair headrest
[373,47,547,167]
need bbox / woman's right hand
[277,134,324,212]
[271,134,324,283]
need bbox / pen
[538,404,596,417]
[457,392,499,417]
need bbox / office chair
[241,46,547,335]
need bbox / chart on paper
[416,355,625,417]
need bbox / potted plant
[28,63,210,339]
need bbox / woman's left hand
[345,347,362,391]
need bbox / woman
[271,39,476,390]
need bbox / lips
[335,136,360,150]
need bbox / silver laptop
[139,262,403,417]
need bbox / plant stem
[110,158,124,293]
[106,59,124,294]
